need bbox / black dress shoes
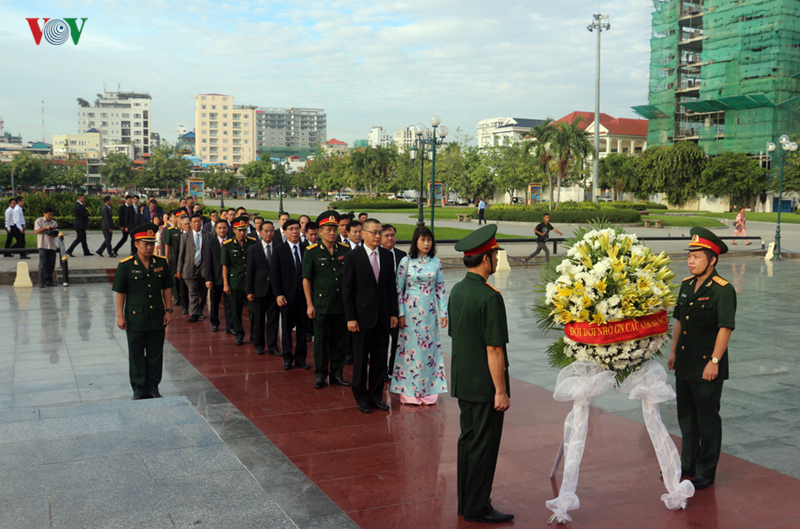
[330,376,351,387]
[212,325,219,332]
[283,362,294,371]
[314,377,326,389]
[188,315,199,323]
[149,392,163,398]
[84,252,94,256]
[181,309,189,315]
[65,252,75,258]
[255,349,265,355]
[235,338,243,346]
[131,395,146,400]
[464,509,515,524]
[358,402,372,414]
[268,349,282,357]
[344,354,354,365]
[370,400,390,411]
[691,475,714,489]
[295,361,310,369]
[384,374,392,383]
[226,329,234,335]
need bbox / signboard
[427,181,443,207]
[237,186,246,199]
[188,179,205,204]
[126,185,136,195]
[527,183,543,205]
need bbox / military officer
[221,216,258,345]
[448,224,514,525]
[302,211,352,389]
[668,226,736,490]
[162,209,186,306]
[112,223,174,400]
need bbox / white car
[334,194,352,201]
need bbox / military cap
[687,226,728,256]
[316,211,340,227]
[454,224,503,255]
[132,223,158,242]
[231,216,250,230]
[173,209,188,217]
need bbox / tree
[203,166,238,196]
[492,140,537,201]
[700,151,766,207]
[635,142,706,206]
[10,151,47,189]
[550,119,594,207]
[435,142,466,200]
[350,146,396,198]
[528,119,556,207]
[240,154,276,197]
[599,153,638,201]
[44,161,87,192]
[450,146,494,201]
[140,145,191,190]
[100,152,136,189]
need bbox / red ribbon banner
[564,311,669,345]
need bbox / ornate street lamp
[766,135,797,261]
[428,115,448,234]
[408,119,448,232]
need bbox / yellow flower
[579,309,590,322]
[591,311,606,325]
[595,278,607,293]
[573,282,586,297]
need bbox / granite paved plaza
[1,254,799,528]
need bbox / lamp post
[765,135,797,261]
[408,120,448,231]
[587,13,610,203]
[272,159,289,214]
[428,115,449,235]
[409,123,427,227]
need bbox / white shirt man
[4,202,15,231]
[13,202,26,230]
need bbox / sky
[0,0,654,147]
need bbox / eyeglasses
[363,230,383,236]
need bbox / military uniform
[303,212,351,382]
[221,216,257,344]
[112,224,174,399]
[672,227,736,487]
[448,225,512,523]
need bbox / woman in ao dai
[391,227,448,405]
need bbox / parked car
[511,197,522,204]
[400,196,417,203]
[334,193,352,201]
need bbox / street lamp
[587,13,610,202]
[765,135,797,260]
[408,118,448,232]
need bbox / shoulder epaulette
[247,236,256,241]
[682,276,694,282]
[338,242,349,247]
[712,276,729,287]
[223,239,233,245]
[120,255,134,263]
[485,282,502,293]
[306,243,319,250]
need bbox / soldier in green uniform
[303,211,352,389]
[112,223,174,400]
[221,216,258,345]
[448,224,514,524]
[162,210,185,306]
[668,226,736,490]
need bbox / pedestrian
[381,224,407,382]
[162,210,185,307]
[143,198,163,224]
[524,213,563,266]
[271,219,310,370]
[96,195,117,258]
[342,218,399,414]
[113,196,134,256]
[246,221,280,355]
[12,196,28,257]
[222,216,258,346]
[668,227,736,490]
[390,226,448,405]
[302,211,352,389]
[112,223,174,400]
[173,215,191,313]
[449,224,514,524]
[65,194,93,257]
[337,215,350,245]
[153,215,164,255]
[4,197,18,257]
[204,210,219,233]
[177,213,213,322]
[204,219,234,334]
[34,207,59,288]
[477,197,486,225]
[731,206,751,245]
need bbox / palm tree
[549,119,594,207]
[528,119,556,208]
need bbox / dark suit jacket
[134,205,144,227]
[118,204,133,230]
[203,235,227,286]
[270,241,304,304]
[388,247,407,273]
[101,204,113,231]
[342,246,398,329]
[245,241,276,298]
[74,202,89,230]
[177,229,214,278]
[143,206,164,223]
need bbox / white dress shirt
[287,241,302,263]
[364,245,380,273]
[13,205,25,228]
[4,207,14,230]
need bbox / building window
[201,96,206,100]
[201,113,206,117]
[122,113,129,118]
[211,105,216,109]
[201,105,206,110]
[134,114,141,119]
[223,147,228,152]
[223,156,228,160]
[222,97,228,101]
[134,103,140,106]
[223,106,228,110]
[244,131,249,136]
[244,140,249,144]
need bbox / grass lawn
[393,225,525,241]
[697,211,800,224]
[644,215,725,228]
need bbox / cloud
[1,0,654,146]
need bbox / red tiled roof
[556,112,647,137]
[556,111,615,129]
[326,138,347,145]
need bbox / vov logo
[26,18,88,45]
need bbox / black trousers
[209,283,233,331]
[351,325,390,405]
[97,229,114,255]
[478,209,486,224]
[66,228,91,255]
[280,290,309,363]
[4,228,15,250]
[252,292,279,352]
[388,326,400,378]
[38,248,57,285]
[113,229,130,253]
[457,399,505,518]
[676,378,724,480]
[6,226,24,250]
[313,312,347,379]
[126,328,165,397]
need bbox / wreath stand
[545,360,695,524]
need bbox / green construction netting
[632,105,670,119]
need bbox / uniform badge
[698,296,709,301]
[681,293,687,297]
[154,267,163,272]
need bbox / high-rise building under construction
[633,0,800,156]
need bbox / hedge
[484,206,641,224]
[329,199,417,210]
[0,192,185,220]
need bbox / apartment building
[255,107,327,156]
[194,94,257,165]
[77,89,151,156]
[52,129,103,160]
[368,126,392,148]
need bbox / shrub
[484,205,641,224]
[329,199,417,210]
[0,192,184,221]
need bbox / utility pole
[587,14,610,202]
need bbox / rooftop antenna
[42,101,45,142]
[0,115,4,138]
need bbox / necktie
[194,232,201,267]
[266,243,272,265]
[372,250,379,283]
[293,245,302,285]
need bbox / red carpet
[166,318,800,528]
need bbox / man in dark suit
[203,210,219,233]
[113,196,134,255]
[337,215,350,245]
[342,218,399,414]
[246,221,280,355]
[130,196,144,253]
[204,219,233,333]
[271,219,309,370]
[381,223,406,381]
[177,213,214,322]
[96,196,116,257]
[300,221,318,343]
[66,194,92,256]
[143,198,164,223]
